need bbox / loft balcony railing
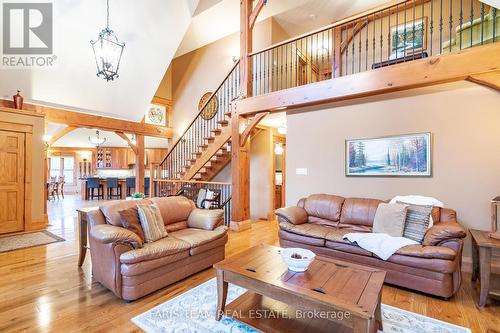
[158,61,240,181]
[249,0,498,96]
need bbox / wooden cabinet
[113,148,129,169]
[145,149,167,165]
[95,147,166,168]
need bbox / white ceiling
[273,0,390,38]
[176,0,391,58]
[47,123,169,148]
[0,0,192,121]
[260,112,286,129]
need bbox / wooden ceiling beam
[45,106,172,138]
[467,71,500,92]
[236,43,500,116]
[115,131,138,155]
[249,0,267,30]
[48,126,76,146]
[239,112,269,147]
[0,99,172,138]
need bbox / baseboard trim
[461,255,500,274]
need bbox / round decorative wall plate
[199,92,218,120]
[147,105,165,125]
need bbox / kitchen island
[79,178,130,200]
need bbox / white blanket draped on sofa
[343,233,418,260]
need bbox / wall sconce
[43,135,52,148]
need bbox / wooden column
[231,0,266,227]
[240,0,253,98]
[230,114,251,224]
[134,134,145,194]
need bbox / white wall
[286,81,500,257]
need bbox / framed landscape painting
[345,133,431,177]
[391,17,427,57]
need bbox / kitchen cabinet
[113,148,129,169]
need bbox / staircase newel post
[134,134,145,194]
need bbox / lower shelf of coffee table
[224,291,352,333]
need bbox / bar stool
[87,177,103,200]
[144,177,150,196]
[106,177,121,199]
[126,177,135,196]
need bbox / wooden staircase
[157,61,240,185]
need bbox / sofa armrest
[275,206,308,225]
[187,208,224,230]
[90,224,143,249]
[423,221,467,246]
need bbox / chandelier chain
[106,0,110,29]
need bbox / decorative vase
[13,90,23,109]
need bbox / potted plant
[129,192,145,200]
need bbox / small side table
[470,229,500,307]
[76,207,98,267]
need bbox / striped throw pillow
[399,202,433,243]
[137,203,167,243]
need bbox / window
[48,155,75,185]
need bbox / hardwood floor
[0,194,498,332]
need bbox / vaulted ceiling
[0,0,192,122]
[0,0,391,124]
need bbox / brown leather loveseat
[88,196,228,301]
[276,194,467,298]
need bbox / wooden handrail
[249,0,432,57]
[160,60,240,166]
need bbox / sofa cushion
[165,221,188,233]
[279,229,326,247]
[303,194,345,227]
[119,206,145,244]
[279,221,335,240]
[339,198,382,228]
[396,245,456,260]
[150,196,195,225]
[170,226,228,254]
[275,206,308,225]
[325,240,373,257]
[187,208,224,230]
[119,237,190,264]
[100,199,151,226]
[401,204,433,243]
[324,228,351,243]
[372,203,408,237]
[423,222,467,246]
[137,203,168,243]
[120,250,190,276]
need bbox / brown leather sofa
[276,194,467,298]
[87,196,228,301]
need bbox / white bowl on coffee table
[280,248,316,272]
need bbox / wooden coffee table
[214,244,386,333]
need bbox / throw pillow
[119,206,145,244]
[372,203,408,237]
[399,202,433,243]
[137,203,167,243]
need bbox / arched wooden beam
[115,131,138,155]
[467,71,500,92]
[249,0,267,30]
[239,111,270,147]
[48,126,76,146]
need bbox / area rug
[0,231,65,253]
[132,278,471,333]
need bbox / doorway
[273,133,286,210]
[0,129,25,234]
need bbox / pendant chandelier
[90,0,125,81]
[89,130,107,147]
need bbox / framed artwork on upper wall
[345,132,432,177]
[390,16,427,58]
